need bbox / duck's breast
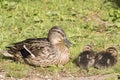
[53,43,70,65]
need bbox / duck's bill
[64,39,73,47]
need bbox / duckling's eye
[85,47,91,50]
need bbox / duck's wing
[12,38,49,50]
[4,38,53,59]
[22,38,54,57]
[17,38,56,67]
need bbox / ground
[0,69,118,80]
[0,0,120,80]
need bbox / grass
[0,0,120,78]
[1,61,30,78]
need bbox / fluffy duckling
[94,47,118,69]
[3,26,72,67]
[77,45,95,71]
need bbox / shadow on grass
[2,56,14,60]
[108,0,120,8]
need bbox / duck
[94,47,118,69]
[76,45,96,71]
[2,26,72,67]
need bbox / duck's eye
[87,47,90,49]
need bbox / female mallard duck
[77,45,95,71]
[3,26,72,67]
[94,47,118,69]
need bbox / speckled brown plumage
[94,47,118,69]
[3,26,72,67]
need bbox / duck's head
[106,47,118,57]
[48,26,72,46]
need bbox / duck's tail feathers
[1,50,14,57]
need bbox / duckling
[2,26,72,67]
[77,45,95,71]
[94,47,118,69]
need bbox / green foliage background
[0,0,120,78]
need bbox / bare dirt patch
[0,69,117,80]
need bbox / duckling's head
[106,47,118,57]
[83,45,93,51]
[48,26,72,46]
